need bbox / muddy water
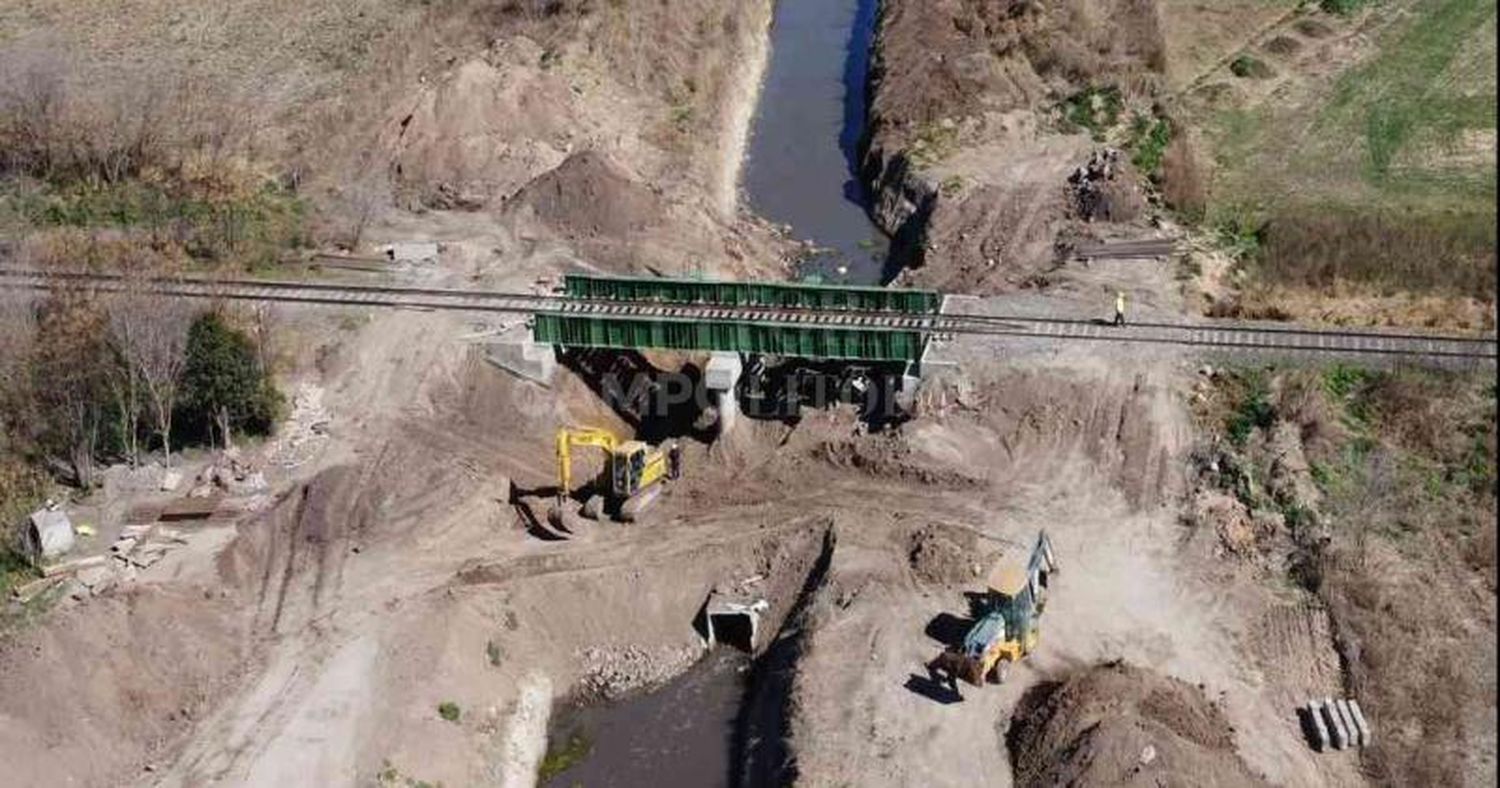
[541,650,750,787]
[744,0,889,284]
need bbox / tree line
[0,286,282,492]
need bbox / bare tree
[0,294,38,454]
[31,291,112,488]
[107,287,191,469]
[103,334,143,467]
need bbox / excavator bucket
[543,499,588,539]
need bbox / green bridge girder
[537,274,938,362]
[533,313,926,362]
[562,274,941,314]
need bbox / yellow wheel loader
[930,531,1058,687]
[548,427,682,527]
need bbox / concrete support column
[704,352,744,437]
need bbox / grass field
[1210,0,1497,207]
[1194,0,1497,325]
[1320,0,1497,202]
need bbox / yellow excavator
[548,427,682,526]
[929,531,1059,687]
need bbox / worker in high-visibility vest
[1113,291,1127,327]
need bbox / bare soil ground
[0,2,1493,787]
[0,270,1394,788]
[0,0,789,281]
[862,0,1170,293]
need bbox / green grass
[1322,0,1371,13]
[0,177,307,268]
[1209,0,1497,206]
[1129,115,1173,177]
[538,728,593,782]
[1229,54,1272,79]
[907,120,961,168]
[1199,0,1497,308]
[0,547,39,599]
[1059,86,1124,141]
[1322,0,1498,192]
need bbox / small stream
[540,650,750,787]
[538,0,883,779]
[743,0,889,284]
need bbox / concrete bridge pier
[705,352,744,437]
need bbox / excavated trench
[540,529,835,787]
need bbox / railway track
[2,267,1494,363]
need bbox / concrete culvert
[701,592,769,652]
[20,508,75,564]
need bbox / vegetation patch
[537,727,593,782]
[2,178,306,270]
[1128,114,1173,178]
[437,701,461,723]
[1319,0,1496,193]
[1199,0,1496,327]
[1058,86,1124,140]
[1249,203,1496,299]
[1229,54,1273,79]
[1193,364,1495,785]
[1321,0,1371,14]
[907,120,961,168]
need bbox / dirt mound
[0,586,251,786]
[501,149,673,269]
[1007,661,1264,788]
[774,407,989,489]
[391,52,578,210]
[906,522,995,585]
[215,464,372,633]
[505,150,665,237]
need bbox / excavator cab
[610,441,648,497]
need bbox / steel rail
[2,267,1493,361]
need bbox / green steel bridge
[2,268,1495,366]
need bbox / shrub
[437,701,461,723]
[1160,133,1207,218]
[1059,86,1123,140]
[180,312,282,447]
[1321,0,1368,15]
[1255,207,1497,300]
[1129,115,1172,177]
[1229,55,1273,79]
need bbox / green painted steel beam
[533,313,926,362]
[562,274,941,315]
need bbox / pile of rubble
[575,643,699,701]
[1067,148,1123,222]
[10,524,191,603]
[268,384,332,469]
[189,454,268,498]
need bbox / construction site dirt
[0,0,1494,787]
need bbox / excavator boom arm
[556,428,620,501]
